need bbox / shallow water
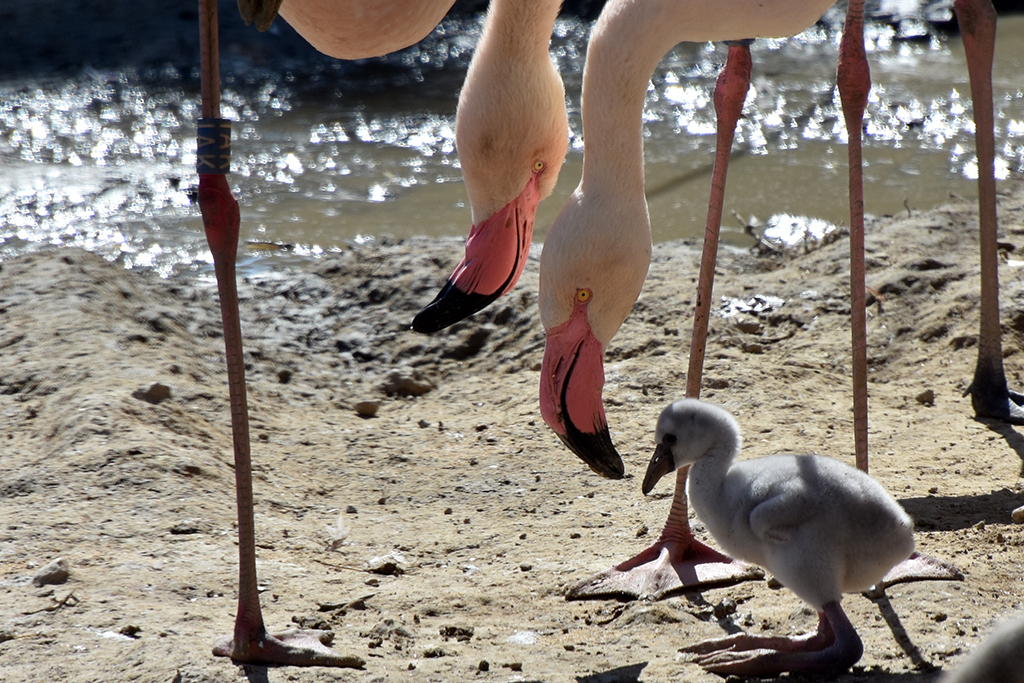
[0,11,1022,278]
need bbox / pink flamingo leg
[956,0,1024,424]
[198,0,361,667]
[838,0,871,475]
[839,0,961,589]
[568,43,764,600]
[681,601,864,676]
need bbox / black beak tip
[412,281,496,334]
[557,430,625,480]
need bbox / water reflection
[0,12,1021,278]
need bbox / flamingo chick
[941,613,1024,683]
[642,399,914,676]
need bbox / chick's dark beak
[642,441,676,495]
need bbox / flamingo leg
[838,0,871,474]
[680,601,864,676]
[197,0,361,667]
[839,1,962,589]
[956,0,1024,424]
[567,42,764,601]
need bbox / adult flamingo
[539,0,836,593]
[542,0,980,602]
[206,0,567,666]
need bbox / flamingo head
[537,189,651,479]
[412,38,568,333]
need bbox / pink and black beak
[539,292,624,479]
[412,174,541,333]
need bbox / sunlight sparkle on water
[0,13,1022,277]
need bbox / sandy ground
[1,179,1023,683]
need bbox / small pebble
[119,624,142,639]
[735,319,762,334]
[519,563,533,572]
[417,419,430,428]
[346,505,358,514]
[132,383,171,405]
[915,389,935,406]
[1012,505,1024,524]
[169,521,201,535]
[380,369,434,397]
[439,625,474,642]
[714,598,738,619]
[479,660,490,672]
[354,401,379,418]
[367,550,405,575]
[292,615,330,630]
[32,557,70,587]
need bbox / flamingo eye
[533,160,545,173]
[576,288,592,303]
[663,434,677,445]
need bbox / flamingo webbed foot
[565,537,763,601]
[862,551,963,598]
[212,627,365,668]
[680,602,863,676]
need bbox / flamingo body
[278,0,454,59]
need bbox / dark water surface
[0,4,1022,278]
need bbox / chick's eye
[663,434,677,445]
[533,160,545,173]
[576,288,591,303]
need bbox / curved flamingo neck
[578,1,674,199]
[458,0,566,224]
[477,0,562,59]
[579,0,837,197]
